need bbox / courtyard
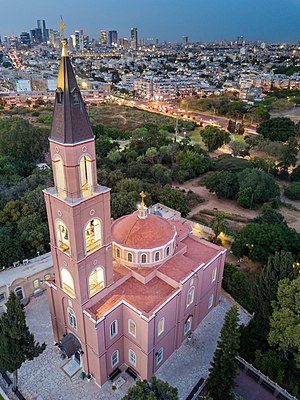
[0,291,251,400]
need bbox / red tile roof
[112,212,175,249]
[88,276,176,319]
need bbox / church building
[44,35,226,386]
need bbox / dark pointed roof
[50,53,94,144]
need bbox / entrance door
[74,351,81,365]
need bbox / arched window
[184,315,193,335]
[61,268,75,297]
[158,317,165,336]
[141,254,147,264]
[127,253,133,262]
[110,320,118,339]
[128,319,136,337]
[68,308,77,330]
[85,219,102,255]
[116,248,120,258]
[53,155,66,194]
[89,267,104,297]
[129,349,136,367]
[155,252,160,262]
[55,220,70,254]
[186,286,195,308]
[79,155,93,192]
[166,246,170,256]
[111,350,119,368]
[44,273,51,281]
[15,287,24,301]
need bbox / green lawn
[189,128,205,145]
[232,134,246,143]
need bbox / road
[111,95,257,135]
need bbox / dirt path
[179,177,300,231]
[178,177,259,219]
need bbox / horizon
[1,0,300,43]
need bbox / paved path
[235,368,278,400]
[0,292,251,400]
[157,292,251,399]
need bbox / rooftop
[88,276,177,319]
[112,211,175,250]
[0,252,53,288]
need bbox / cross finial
[140,191,146,208]
[59,17,66,40]
[59,17,67,57]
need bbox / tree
[256,117,296,142]
[204,171,239,199]
[206,304,240,400]
[268,276,300,367]
[229,141,249,158]
[227,119,236,133]
[122,376,178,400]
[232,221,300,262]
[0,118,48,164]
[214,155,252,172]
[222,264,255,313]
[0,292,46,391]
[244,134,264,149]
[209,212,230,243]
[254,251,298,336]
[278,137,299,171]
[237,169,279,209]
[285,182,300,200]
[201,126,230,152]
[291,165,300,182]
[158,187,190,217]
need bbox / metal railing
[236,356,298,400]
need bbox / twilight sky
[1,0,300,42]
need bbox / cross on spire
[59,18,67,57]
[59,17,66,40]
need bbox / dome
[112,211,175,250]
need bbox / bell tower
[44,24,113,309]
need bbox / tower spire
[50,18,94,144]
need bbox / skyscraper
[20,32,31,47]
[37,19,48,42]
[130,27,138,49]
[108,30,118,47]
[100,30,108,47]
[182,36,188,46]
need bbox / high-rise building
[118,37,129,49]
[48,29,61,48]
[130,27,138,49]
[74,30,84,51]
[182,36,188,46]
[108,30,118,46]
[100,30,108,47]
[37,19,48,42]
[20,32,31,47]
[30,28,42,45]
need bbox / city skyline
[1,0,300,42]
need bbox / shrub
[284,182,300,200]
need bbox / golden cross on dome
[140,191,146,208]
